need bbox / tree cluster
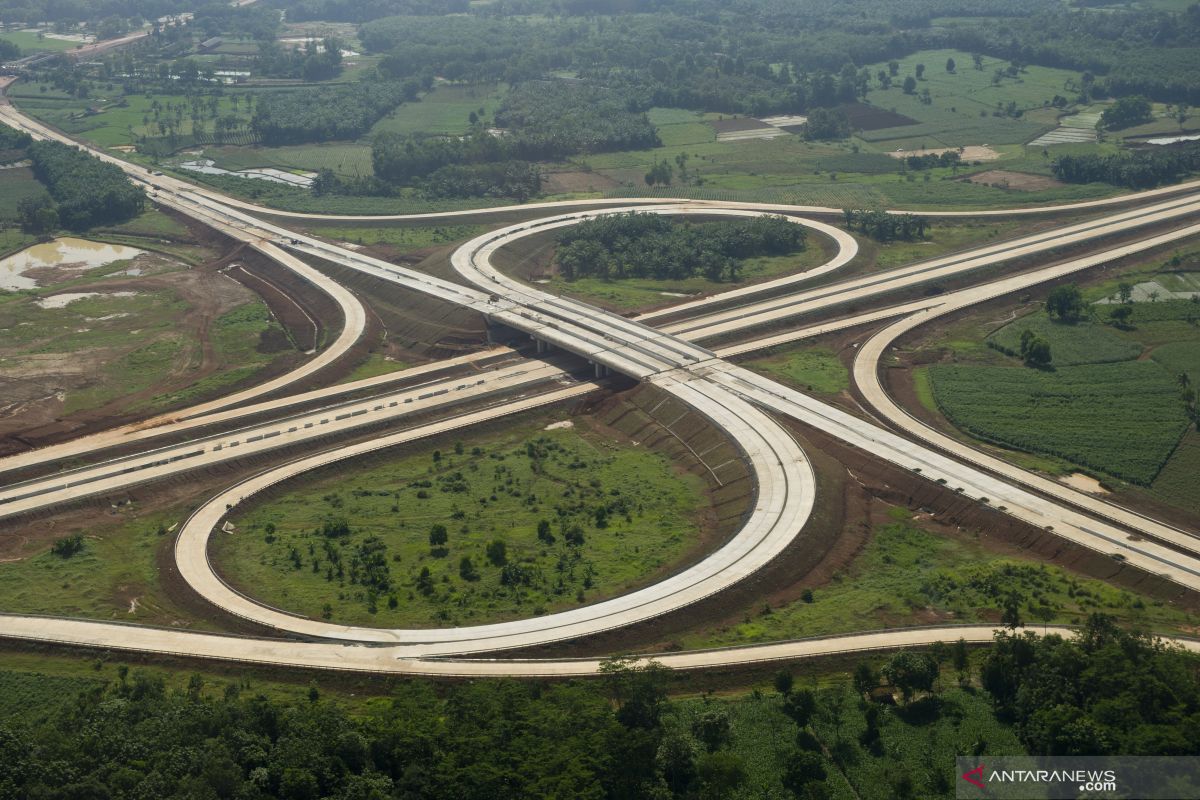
[254,36,344,82]
[903,150,961,170]
[1100,96,1153,130]
[1051,143,1200,189]
[250,81,415,145]
[26,139,143,230]
[841,208,929,242]
[802,107,850,141]
[554,213,807,283]
[371,81,655,196]
[282,0,468,24]
[982,615,1200,755]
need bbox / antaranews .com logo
[956,756,1200,799]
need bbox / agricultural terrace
[214,418,712,627]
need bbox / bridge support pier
[593,362,609,378]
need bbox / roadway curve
[0,616,1193,676]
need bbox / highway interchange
[1,93,1199,675]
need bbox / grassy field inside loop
[214,417,711,628]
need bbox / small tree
[853,661,876,696]
[782,688,817,726]
[536,519,554,544]
[486,538,507,566]
[774,669,795,697]
[51,534,85,558]
[915,63,926,79]
[428,523,448,547]
[1001,590,1024,629]
[888,60,900,76]
[953,638,971,685]
[882,650,938,703]
[459,556,479,581]
[1046,284,1085,321]
[972,52,984,70]
[902,75,917,94]
[945,57,956,73]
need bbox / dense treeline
[983,615,1200,755]
[26,139,143,229]
[842,208,929,242]
[554,213,807,282]
[0,661,708,799]
[281,0,468,23]
[0,0,191,26]
[254,37,344,81]
[0,122,31,151]
[251,81,415,146]
[1051,144,1200,190]
[493,82,660,158]
[371,82,655,195]
[355,0,1200,114]
[422,161,542,201]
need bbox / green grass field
[0,167,49,223]
[537,248,831,312]
[0,507,205,626]
[858,50,1079,148]
[214,418,710,627]
[336,352,412,384]
[0,30,81,53]
[309,222,485,253]
[206,141,375,178]
[682,516,1194,650]
[744,346,849,395]
[369,82,508,137]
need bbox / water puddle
[37,291,138,309]
[0,238,144,291]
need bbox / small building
[198,36,223,52]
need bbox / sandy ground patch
[886,145,1001,161]
[1059,473,1109,494]
[965,169,1064,191]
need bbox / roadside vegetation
[215,419,710,627]
[683,511,1195,651]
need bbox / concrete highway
[0,615,1192,677]
[2,92,1199,675]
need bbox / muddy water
[0,238,145,291]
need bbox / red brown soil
[965,170,1065,191]
[709,116,774,133]
[841,102,919,130]
[541,170,620,194]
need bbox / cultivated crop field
[215,418,710,627]
[857,50,1079,148]
[987,315,1142,366]
[928,362,1188,485]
